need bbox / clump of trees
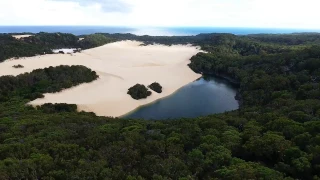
[127,84,152,100]
[37,103,77,113]
[148,82,162,93]
[78,34,116,49]
[0,65,98,101]
[12,64,24,68]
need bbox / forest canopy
[0,32,320,179]
[0,33,115,62]
[0,65,98,101]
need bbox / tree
[215,160,284,180]
[127,84,152,100]
[148,82,163,93]
[244,132,291,162]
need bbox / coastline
[0,40,202,117]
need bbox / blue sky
[0,0,319,29]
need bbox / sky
[0,0,319,29]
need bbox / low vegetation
[12,64,24,68]
[127,84,152,100]
[73,49,82,53]
[148,82,163,93]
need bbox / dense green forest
[0,33,114,62]
[0,65,98,102]
[0,32,320,179]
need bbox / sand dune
[0,41,202,117]
[12,34,33,39]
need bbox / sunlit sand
[0,41,202,117]
[12,34,33,39]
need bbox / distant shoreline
[1,26,320,36]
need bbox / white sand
[52,48,77,54]
[0,41,202,117]
[12,34,33,39]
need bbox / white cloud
[51,0,131,13]
[0,0,319,29]
[124,0,320,29]
[0,0,130,25]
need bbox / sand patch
[0,40,202,117]
[12,34,33,39]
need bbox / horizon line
[0,25,319,30]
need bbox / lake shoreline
[123,75,240,120]
[200,72,243,107]
[120,77,202,118]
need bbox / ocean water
[123,76,239,120]
[0,26,134,35]
[0,26,319,36]
[131,27,320,36]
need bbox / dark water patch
[123,76,239,120]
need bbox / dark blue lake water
[123,76,239,120]
[0,26,319,36]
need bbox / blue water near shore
[0,26,319,36]
[0,26,133,35]
[123,76,239,120]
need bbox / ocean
[0,26,319,36]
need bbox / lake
[123,76,239,120]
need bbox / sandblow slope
[0,41,202,117]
